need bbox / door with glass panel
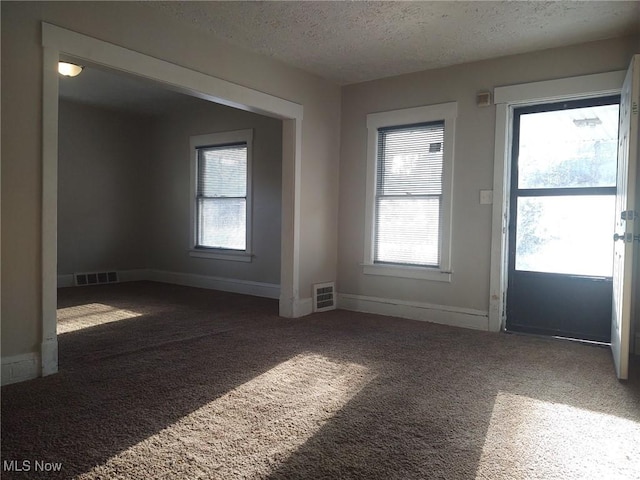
[506,96,620,342]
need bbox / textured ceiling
[60,1,639,114]
[154,1,640,85]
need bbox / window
[364,102,456,281]
[189,129,253,262]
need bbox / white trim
[279,118,303,317]
[116,269,151,283]
[188,250,253,262]
[489,71,625,332]
[294,297,314,317]
[338,293,489,331]
[363,102,457,279]
[189,129,254,256]
[488,103,511,332]
[42,46,59,377]
[57,269,149,287]
[1,352,40,386]
[362,264,451,282]
[146,269,280,299]
[41,23,304,378]
[57,273,74,288]
[494,71,626,105]
[42,24,303,120]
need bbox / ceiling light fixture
[58,62,84,77]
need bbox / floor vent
[75,271,119,286]
[313,282,336,312]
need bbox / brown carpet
[2,281,639,479]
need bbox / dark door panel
[507,272,612,342]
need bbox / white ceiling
[154,0,639,85]
[60,1,639,114]
[58,62,203,116]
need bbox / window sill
[189,249,253,263]
[362,263,451,282]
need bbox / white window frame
[189,129,253,262]
[363,102,457,282]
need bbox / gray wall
[57,97,282,285]
[58,100,151,275]
[338,36,639,317]
[148,98,282,285]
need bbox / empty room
[2,1,639,479]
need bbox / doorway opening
[506,96,620,342]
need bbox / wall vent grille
[313,282,336,312]
[75,271,119,286]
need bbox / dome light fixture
[58,62,84,77]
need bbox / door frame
[41,23,304,377]
[488,70,626,334]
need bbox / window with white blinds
[190,129,253,259]
[364,102,456,281]
[375,122,444,266]
[197,143,247,250]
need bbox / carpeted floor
[2,281,639,479]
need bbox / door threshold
[504,329,610,348]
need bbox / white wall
[148,98,282,285]
[1,2,340,361]
[338,36,638,328]
[58,100,151,275]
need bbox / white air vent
[75,271,119,286]
[313,282,336,312]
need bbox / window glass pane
[378,123,443,195]
[375,197,440,266]
[518,104,619,189]
[198,145,247,197]
[515,195,615,276]
[198,198,246,250]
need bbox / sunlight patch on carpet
[76,353,374,479]
[57,303,143,334]
[475,391,640,480]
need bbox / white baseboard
[58,269,149,287]
[338,293,490,331]
[57,273,74,288]
[147,269,281,299]
[58,269,280,299]
[280,296,313,318]
[1,352,40,386]
[117,269,150,282]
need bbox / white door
[611,54,639,380]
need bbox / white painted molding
[57,273,74,288]
[1,352,40,386]
[57,269,150,287]
[338,293,489,331]
[113,269,150,283]
[494,70,626,105]
[42,23,303,120]
[147,270,280,299]
[488,103,510,333]
[279,296,313,318]
[41,339,58,378]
